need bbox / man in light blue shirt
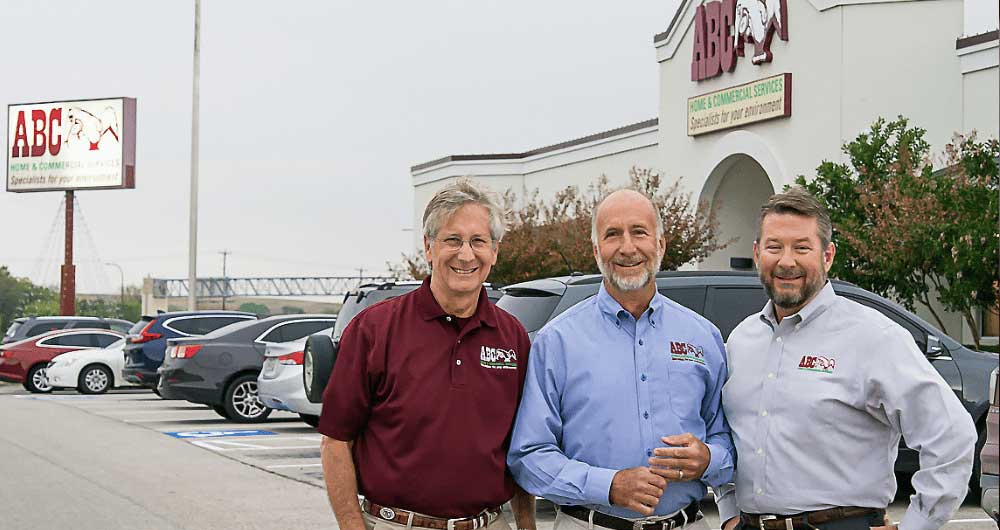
[508,189,735,530]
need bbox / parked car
[3,316,132,345]
[258,336,320,427]
[301,281,503,405]
[158,314,337,422]
[46,338,138,394]
[122,311,257,391]
[982,367,998,522]
[0,328,125,392]
[493,270,998,490]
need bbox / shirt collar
[414,276,497,327]
[596,281,661,326]
[759,280,836,328]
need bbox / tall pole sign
[189,0,201,311]
[7,97,137,315]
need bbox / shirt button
[643,411,649,419]
[446,316,452,322]
[456,359,462,366]
[638,339,644,346]
[760,410,768,417]
[767,373,775,379]
[775,337,782,343]
[756,448,763,455]
[794,324,801,331]
[640,374,647,382]
[646,449,653,457]
[756,488,763,495]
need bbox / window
[261,320,335,343]
[43,333,95,347]
[94,334,121,348]
[165,318,202,335]
[27,322,69,337]
[659,287,706,314]
[705,287,769,340]
[5,322,22,338]
[193,316,254,335]
[844,294,928,352]
[110,321,132,334]
[496,290,561,334]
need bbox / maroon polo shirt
[318,277,530,518]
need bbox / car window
[195,316,255,335]
[27,322,69,337]
[659,287,706,314]
[496,290,561,333]
[165,317,202,335]
[128,317,154,335]
[106,338,126,349]
[333,287,418,339]
[78,321,111,330]
[110,321,132,334]
[42,333,95,347]
[843,294,928,352]
[262,321,335,343]
[704,287,769,340]
[94,334,121,348]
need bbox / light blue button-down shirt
[507,284,735,518]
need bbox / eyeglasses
[434,236,496,252]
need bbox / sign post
[61,191,75,315]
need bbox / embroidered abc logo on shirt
[480,346,517,370]
[798,354,836,374]
[669,341,706,365]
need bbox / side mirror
[925,335,943,356]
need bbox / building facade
[411,0,999,344]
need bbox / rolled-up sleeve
[507,331,617,506]
[868,325,977,530]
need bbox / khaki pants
[363,510,513,530]
[552,510,711,530]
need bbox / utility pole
[105,262,125,316]
[220,250,230,310]
[187,0,201,311]
[60,191,76,315]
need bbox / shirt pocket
[665,360,709,422]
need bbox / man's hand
[648,433,710,482]
[609,467,666,516]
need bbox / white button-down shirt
[720,282,976,530]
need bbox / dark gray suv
[3,316,133,345]
[496,270,998,490]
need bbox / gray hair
[757,187,833,247]
[423,179,507,242]
[590,189,665,246]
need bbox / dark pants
[736,512,884,530]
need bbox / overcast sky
[2,1,995,294]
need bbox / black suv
[496,271,998,488]
[302,281,503,403]
[3,316,133,345]
[122,311,257,391]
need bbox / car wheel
[78,364,112,394]
[151,386,162,397]
[299,413,320,428]
[223,374,272,423]
[212,405,229,419]
[25,364,53,393]
[304,334,336,403]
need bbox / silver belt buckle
[759,515,777,530]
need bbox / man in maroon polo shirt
[318,180,536,530]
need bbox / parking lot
[0,382,993,530]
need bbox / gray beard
[597,256,661,292]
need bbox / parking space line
[266,463,323,469]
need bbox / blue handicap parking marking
[165,429,278,439]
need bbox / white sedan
[46,338,137,394]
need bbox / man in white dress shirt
[720,188,977,530]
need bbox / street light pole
[105,262,125,315]
[219,250,230,310]
[187,0,201,311]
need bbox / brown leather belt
[361,498,502,530]
[561,502,703,530]
[741,507,885,530]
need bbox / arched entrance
[698,154,775,270]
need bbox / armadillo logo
[691,0,788,81]
[480,346,517,370]
[798,355,836,374]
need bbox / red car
[0,328,124,393]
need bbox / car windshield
[496,289,561,333]
[128,317,153,335]
[4,321,22,338]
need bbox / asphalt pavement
[0,382,993,530]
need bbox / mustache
[771,266,804,279]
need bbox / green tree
[0,267,58,331]
[238,302,271,317]
[797,116,999,348]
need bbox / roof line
[653,0,690,44]
[411,118,659,172]
[956,29,999,49]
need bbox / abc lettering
[799,356,816,369]
[10,108,63,158]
